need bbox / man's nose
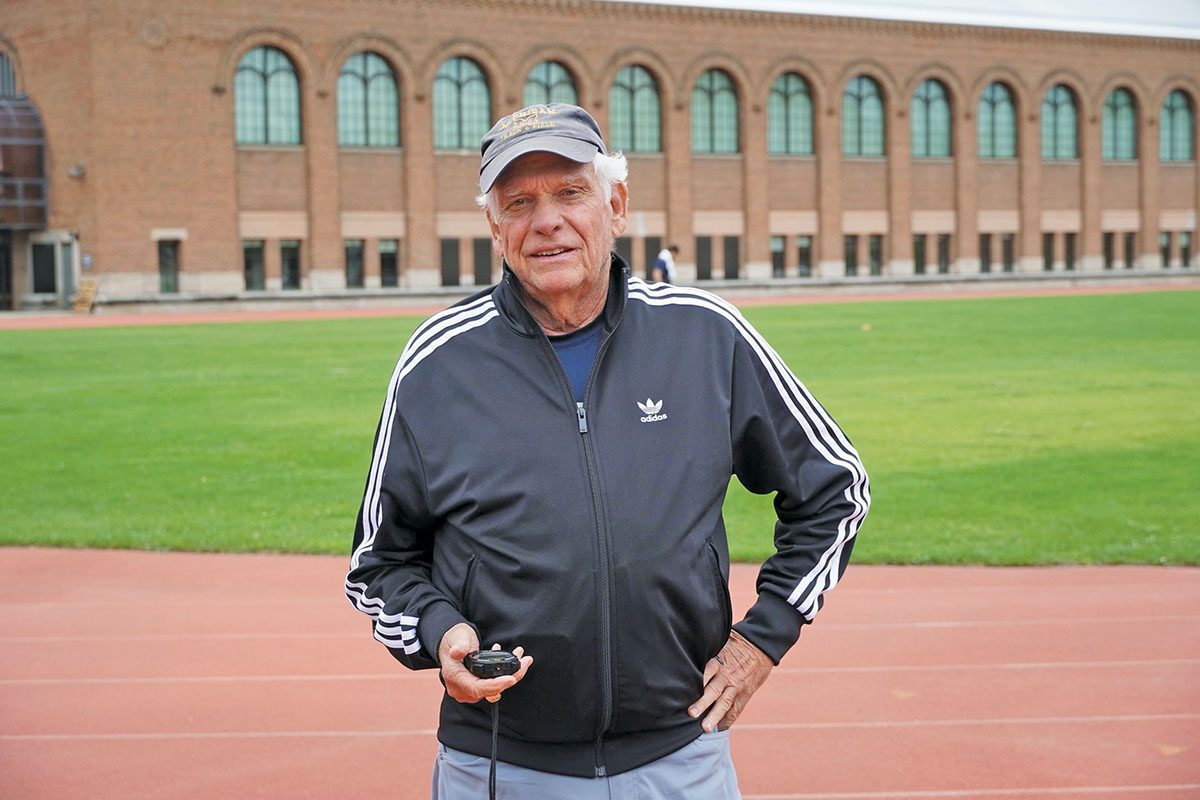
[529,197,563,233]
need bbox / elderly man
[346,103,869,798]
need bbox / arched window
[692,69,738,154]
[433,57,490,150]
[911,79,951,157]
[0,53,16,97]
[978,82,1016,159]
[1161,90,1195,162]
[1102,88,1137,161]
[609,65,661,152]
[768,72,813,155]
[523,61,577,106]
[843,75,884,156]
[1041,84,1078,160]
[338,52,399,147]
[235,46,301,145]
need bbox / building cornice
[410,0,1200,51]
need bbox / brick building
[0,0,1196,309]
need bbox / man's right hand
[439,622,533,704]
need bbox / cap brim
[480,135,602,193]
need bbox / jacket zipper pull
[576,402,588,434]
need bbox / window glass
[338,52,399,147]
[1041,84,1078,160]
[610,66,661,152]
[523,61,577,106]
[723,235,740,279]
[243,240,265,289]
[158,240,180,293]
[844,235,858,276]
[434,58,490,150]
[843,76,884,156]
[870,234,884,276]
[695,235,712,280]
[912,80,951,158]
[281,240,301,289]
[0,53,16,97]
[440,238,461,286]
[345,239,364,288]
[1160,90,1195,162]
[235,46,301,145]
[1102,88,1136,161]
[379,239,399,287]
[692,69,738,154]
[768,73,813,155]
[978,82,1016,158]
[796,235,813,277]
[913,234,926,275]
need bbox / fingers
[703,685,739,733]
[690,633,775,732]
[442,640,534,705]
[688,664,724,723]
[701,655,721,685]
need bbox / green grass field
[2,289,1197,564]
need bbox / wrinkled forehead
[492,151,597,194]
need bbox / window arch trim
[523,60,580,107]
[842,73,886,157]
[338,51,401,148]
[768,71,814,156]
[911,78,952,158]
[608,63,663,153]
[235,45,303,146]
[692,68,740,155]
[1101,87,1138,162]
[432,55,492,151]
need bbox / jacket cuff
[733,591,804,665]
[417,599,472,665]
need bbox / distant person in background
[653,243,679,283]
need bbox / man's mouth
[532,247,571,258]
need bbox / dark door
[0,231,11,309]
[32,241,56,293]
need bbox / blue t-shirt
[548,317,604,403]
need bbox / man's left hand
[688,630,773,732]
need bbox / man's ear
[485,208,504,257]
[609,182,629,237]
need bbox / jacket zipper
[578,331,619,779]
[538,326,618,778]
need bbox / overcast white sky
[600,0,1200,39]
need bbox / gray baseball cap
[479,103,606,193]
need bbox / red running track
[1,548,1197,799]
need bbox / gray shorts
[432,730,741,799]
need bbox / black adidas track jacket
[345,256,869,778]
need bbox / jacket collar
[494,251,631,338]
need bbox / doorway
[0,230,12,310]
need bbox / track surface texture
[1,548,1197,799]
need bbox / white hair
[476,151,628,216]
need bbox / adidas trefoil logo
[638,398,668,423]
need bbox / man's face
[487,152,628,303]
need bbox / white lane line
[2,616,1197,643]
[809,615,1200,630]
[4,713,1196,742]
[0,673,422,686]
[3,659,1197,686]
[0,633,361,643]
[735,713,1200,731]
[743,784,1200,799]
[0,729,437,741]
[773,658,1200,675]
